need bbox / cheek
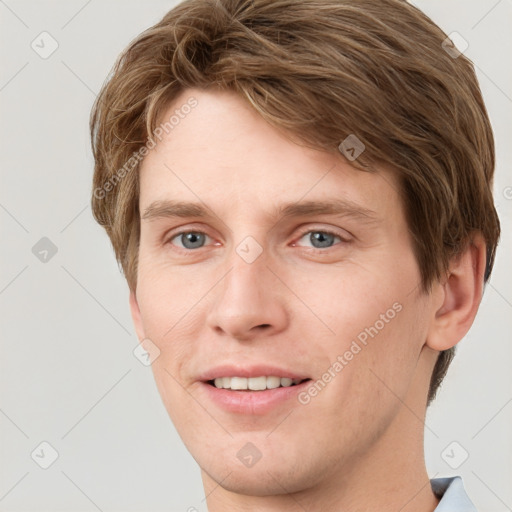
[135,248,205,337]
[302,254,416,346]
[324,285,431,421]
[309,251,427,390]
[134,267,197,390]
[304,292,430,455]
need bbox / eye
[294,229,345,249]
[166,228,348,252]
[169,231,211,250]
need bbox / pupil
[183,232,204,249]
[311,232,334,248]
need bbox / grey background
[0,0,510,510]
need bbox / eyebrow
[141,198,378,223]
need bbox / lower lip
[198,380,311,415]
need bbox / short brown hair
[90,0,500,404]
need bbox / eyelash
[166,227,350,252]
[294,227,349,247]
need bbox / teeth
[266,376,280,389]
[212,376,303,390]
[248,376,267,390]
[230,377,247,390]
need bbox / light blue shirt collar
[432,476,477,511]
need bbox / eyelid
[293,224,352,243]
[164,222,216,242]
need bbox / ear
[129,289,146,341]
[426,233,487,351]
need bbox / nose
[205,247,289,342]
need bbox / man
[90,0,500,510]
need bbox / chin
[205,467,302,497]
[199,449,326,497]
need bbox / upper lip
[197,364,311,382]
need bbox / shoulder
[431,476,477,512]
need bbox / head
[90,0,500,498]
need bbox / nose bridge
[220,230,270,300]
[220,243,270,313]
[206,238,288,339]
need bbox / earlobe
[426,233,487,352]
[129,290,146,341]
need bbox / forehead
[138,88,402,221]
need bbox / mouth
[198,372,313,415]
[205,376,312,391]
[196,365,313,414]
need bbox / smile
[208,376,309,391]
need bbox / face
[130,88,436,495]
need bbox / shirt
[432,476,477,511]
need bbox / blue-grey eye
[298,231,341,249]
[172,231,209,250]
